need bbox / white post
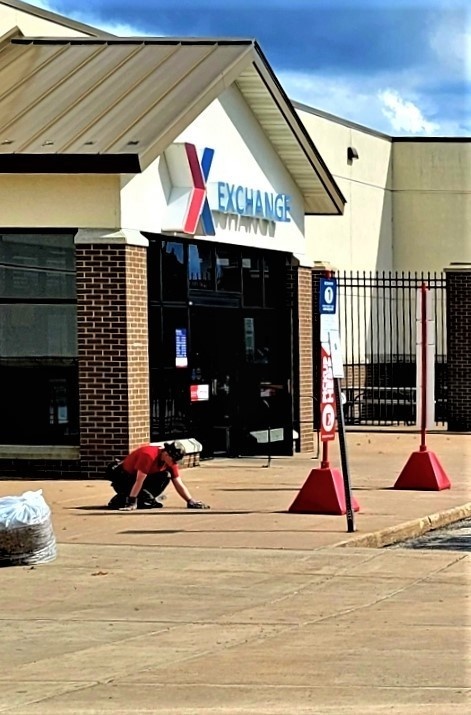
[415,288,435,429]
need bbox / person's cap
[164,441,186,462]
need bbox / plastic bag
[0,490,57,566]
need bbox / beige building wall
[0,4,90,36]
[392,141,471,272]
[296,106,393,272]
[0,174,121,227]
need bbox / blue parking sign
[319,278,337,314]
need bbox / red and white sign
[190,384,210,402]
[320,346,336,442]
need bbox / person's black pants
[107,464,171,508]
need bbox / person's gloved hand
[119,496,138,511]
[187,499,210,509]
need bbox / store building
[0,2,345,475]
[1,1,469,481]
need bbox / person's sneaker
[139,500,163,509]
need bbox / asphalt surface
[397,518,471,552]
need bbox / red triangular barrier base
[289,467,361,515]
[394,449,452,491]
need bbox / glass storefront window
[216,247,241,292]
[146,238,161,302]
[188,243,213,290]
[242,253,263,306]
[264,254,286,307]
[160,308,188,369]
[0,233,78,445]
[162,241,186,300]
[150,368,190,439]
[0,234,75,299]
[147,236,292,454]
[0,305,77,357]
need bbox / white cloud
[378,89,440,134]
[86,20,153,37]
[277,70,464,136]
[278,70,399,134]
[429,12,471,78]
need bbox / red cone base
[289,467,361,515]
[394,449,452,491]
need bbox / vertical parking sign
[320,345,336,441]
[319,278,337,314]
[319,278,339,442]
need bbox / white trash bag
[0,490,57,566]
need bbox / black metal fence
[336,271,447,427]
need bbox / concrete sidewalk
[1,431,469,551]
[0,431,469,714]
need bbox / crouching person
[107,441,210,511]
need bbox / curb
[334,502,471,549]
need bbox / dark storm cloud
[53,1,438,76]
[42,1,471,134]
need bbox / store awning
[0,35,345,215]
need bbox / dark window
[264,254,286,307]
[188,243,213,290]
[216,246,241,292]
[0,233,78,445]
[162,241,186,301]
[0,233,75,299]
[150,369,190,440]
[146,238,161,302]
[242,253,263,306]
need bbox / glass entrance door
[189,307,293,457]
[189,307,241,457]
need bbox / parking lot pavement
[0,541,469,714]
[0,431,469,551]
[0,432,470,713]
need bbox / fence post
[445,263,471,431]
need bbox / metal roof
[0,35,345,215]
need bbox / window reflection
[188,243,213,290]
[216,247,240,292]
[0,234,75,299]
[242,253,263,306]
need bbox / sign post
[321,276,356,531]
[393,284,452,491]
[334,378,356,533]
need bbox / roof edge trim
[0,154,141,173]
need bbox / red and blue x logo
[184,144,215,235]
[163,143,215,236]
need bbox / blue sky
[33,0,470,136]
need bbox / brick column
[295,265,315,453]
[445,263,471,431]
[75,229,150,476]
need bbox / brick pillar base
[75,229,150,476]
[445,264,471,431]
